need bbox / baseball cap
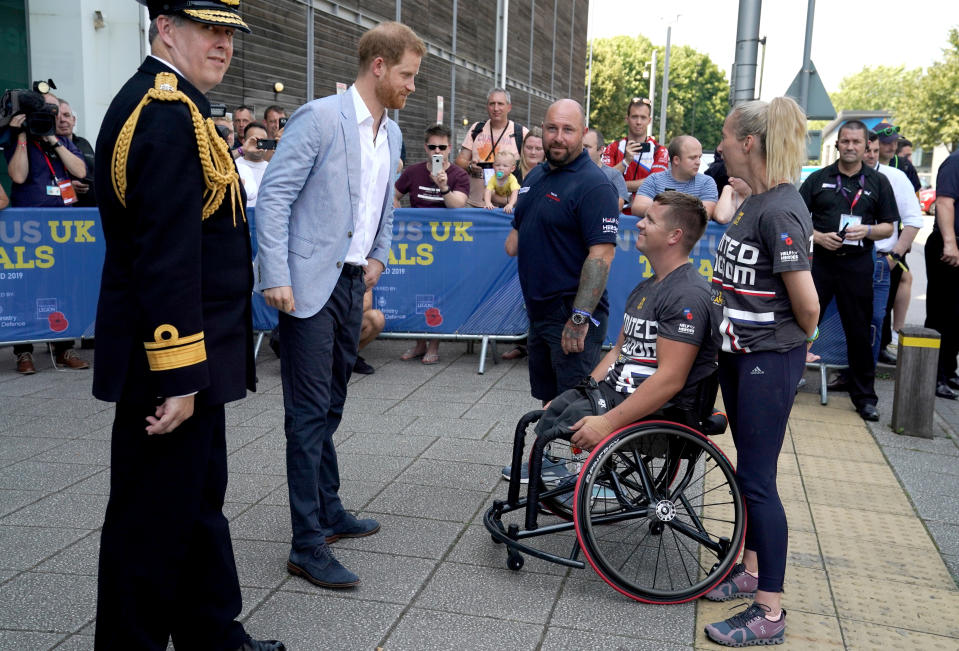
[872,121,901,144]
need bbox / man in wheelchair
[535,191,719,455]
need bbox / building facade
[2,0,588,188]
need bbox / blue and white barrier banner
[0,208,104,344]
[374,208,527,335]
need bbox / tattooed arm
[562,243,615,355]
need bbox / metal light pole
[658,26,671,144]
[585,39,593,127]
[648,49,656,138]
[798,0,815,113]
[731,0,761,105]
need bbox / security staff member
[799,120,897,422]
[93,1,282,648]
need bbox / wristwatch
[570,311,589,326]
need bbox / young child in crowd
[484,150,520,213]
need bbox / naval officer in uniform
[92,2,283,648]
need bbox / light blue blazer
[254,89,400,319]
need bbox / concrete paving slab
[810,503,938,550]
[286,547,436,605]
[0,488,43,517]
[552,575,695,644]
[337,453,415,483]
[0,461,106,493]
[870,428,959,456]
[232,539,291,589]
[802,476,915,516]
[401,415,495,440]
[797,455,899,486]
[1,492,105,529]
[41,440,111,466]
[909,492,959,527]
[0,631,66,649]
[328,513,463,560]
[883,447,959,478]
[224,473,286,505]
[786,529,826,570]
[386,399,475,420]
[385,608,543,651]
[421,437,512,467]
[0,436,65,463]
[61,469,110,496]
[540,626,692,651]
[791,436,887,464]
[782,565,836,617]
[34,532,100,576]
[229,504,291,543]
[415,562,562,625]
[366,482,489,523]
[840,619,959,651]
[819,534,957,591]
[336,431,438,458]
[926,521,959,558]
[242,590,402,649]
[829,571,959,637]
[0,526,90,571]
[395,458,502,492]
[0,571,97,633]
[445,524,574,577]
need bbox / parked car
[919,186,936,215]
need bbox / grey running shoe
[501,457,575,485]
[704,602,785,647]
[704,563,759,602]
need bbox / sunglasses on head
[874,126,900,137]
[426,144,448,151]
[630,97,652,106]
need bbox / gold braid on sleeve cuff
[144,324,207,371]
[111,71,246,226]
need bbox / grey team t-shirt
[604,263,719,409]
[711,183,813,353]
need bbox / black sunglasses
[426,144,448,151]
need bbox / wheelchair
[483,374,746,604]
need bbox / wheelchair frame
[484,386,747,604]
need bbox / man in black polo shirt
[800,120,897,421]
[506,98,620,402]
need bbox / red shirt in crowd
[602,135,668,214]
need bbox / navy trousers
[280,266,365,551]
[96,400,246,650]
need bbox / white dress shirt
[873,162,924,253]
[345,85,391,266]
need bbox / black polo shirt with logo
[511,149,620,319]
[798,161,898,255]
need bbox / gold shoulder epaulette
[144,324,207,371]
[111,71,245,225]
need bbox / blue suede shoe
[325,514,381,544]
[287,544,359,588]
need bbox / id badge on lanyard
[37,141,77,205]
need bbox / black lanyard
[836,173,864,214]
[482,123,510,162]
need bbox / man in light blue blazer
[255,22,425,588]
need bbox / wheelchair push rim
[573,421,746,604]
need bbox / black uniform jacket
[93,57,255,405]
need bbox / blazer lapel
[340,91,362,225]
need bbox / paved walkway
[0,341,957,649]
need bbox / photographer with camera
[235,121,270,207]
[2,86,89,374]
[4,90,87,208]
[56,99,96,207]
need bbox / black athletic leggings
[719,345,805,593]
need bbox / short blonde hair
[729,97,807,185]
[494,150,516,166]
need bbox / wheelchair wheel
[573,421,745,604]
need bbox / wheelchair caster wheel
[507,553,524,571]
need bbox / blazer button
[336,261,343,268]
[348,231,353,238]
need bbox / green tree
[586,35,729,149]
[899,28,959,151]
[828,65,920,116]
